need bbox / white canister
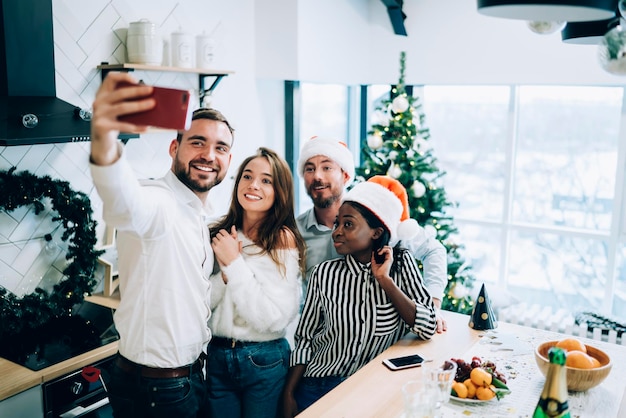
[171,31,194,68]
[127,19,163,65]
[196,33,215,69]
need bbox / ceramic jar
[195,33,215,69]
[171,31,194,68]
[126,19,162,65]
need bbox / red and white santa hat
[296,136,355,181]
[342,175,422,244]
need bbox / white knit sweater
[209,231,302,342]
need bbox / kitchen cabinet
[0,341,118,416]
[0,340,119,403]
[97,63,234,107]
[0,384,42,418]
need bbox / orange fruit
[452,381,468,398]
[590,356,601,368]
[476,386,496,401]
[470,367,493,387]
[555,338,587,353]
[565,350,595,369]
[463,379,477,399]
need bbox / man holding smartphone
[295,137,449,332]
[90,71,235,418]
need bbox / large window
[423,85,625,319]
[513,86,621,231]
[421,86,509,221]
[300,84,349,141]
[294,82,626,322]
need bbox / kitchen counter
[0,292,121,402]
[296,311,626,417]
[0,340,118,402]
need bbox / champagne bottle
[533,346,571,418]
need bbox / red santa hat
[343,175,421,243]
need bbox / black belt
[210,336,270,349]
[115,354,203,378]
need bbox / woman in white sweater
[207,147,306,418]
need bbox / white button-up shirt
[91,150,213,368]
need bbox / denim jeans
[107,357,207,418]
[294,376,347,412]
[206,338,290,418]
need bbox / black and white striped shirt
[290,249,437,378]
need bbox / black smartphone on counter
[382,354,425,371]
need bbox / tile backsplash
[0,0,220,298]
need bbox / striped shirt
[290,249,436,378]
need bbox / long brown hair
[210,147,306,275]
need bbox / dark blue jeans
[294,376,347,412]
[206,338,290,418]
[107,357,206,418]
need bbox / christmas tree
[356,51,475,314]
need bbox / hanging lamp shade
[477,0,618,22]
[561,17,619,44]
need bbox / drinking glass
[422,360,458,417]
[401,379,437,418]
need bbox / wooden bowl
[534,340,612,392]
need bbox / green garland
[0,167,103,337]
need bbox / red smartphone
[118,83,193,131]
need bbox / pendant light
[599,25,626,75]
[561,16,619,44]
[477,0,617,22]
[527,21,566,35]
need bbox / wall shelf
[97,63,234,107]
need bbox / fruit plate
[450,395,496,404]
[450,388,511,404]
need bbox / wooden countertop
[296,311,479,417]
[0,341,118,401]
[296,311,626,418]
[0,292,120,402]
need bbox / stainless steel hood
[0,0,135,146]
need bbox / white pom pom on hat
[342,175,422,243]
[297,136,355,181]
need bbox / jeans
[107,357,206,418]
[294,376,347,412]
[206,338,290,418]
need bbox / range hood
[0,0,135,146]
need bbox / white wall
[392,0,625,85]
[281,0,626,85]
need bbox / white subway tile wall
[0,0,212,296]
